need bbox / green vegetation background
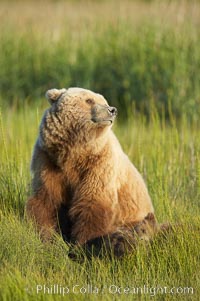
[0,0,199,300]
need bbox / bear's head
[42,88,117,148]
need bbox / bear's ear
[45,88,66,104]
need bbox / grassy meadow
[0,1,200,300]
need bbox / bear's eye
[86,99,94,105]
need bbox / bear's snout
[108,106,117,117]
[91,104,117,124]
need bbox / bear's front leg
[26,144,66,241]
[26,194,59,241]
[69,190,117,245]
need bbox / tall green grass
[1,24,200,119]
[0,103,199,301]
[0,1,200,119]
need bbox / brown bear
[26,87,154,251]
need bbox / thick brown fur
[26,88,154,250]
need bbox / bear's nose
[108,106,117,116]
